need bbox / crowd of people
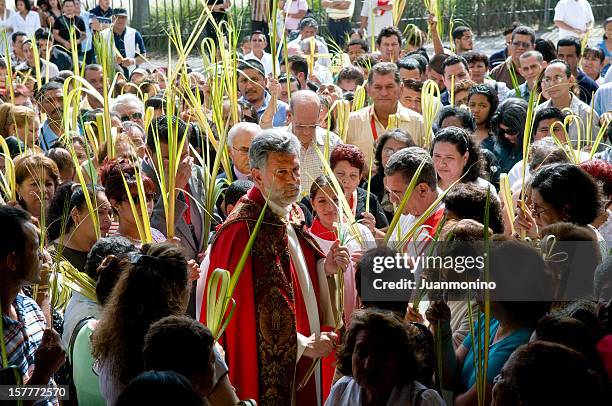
[0,0,611,405]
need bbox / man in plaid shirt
[0,205,66,406]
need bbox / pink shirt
[284,0,308,31]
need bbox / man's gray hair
[384,146,437,189]
[112,93,145,115]
[249,129,300,169]
[299,17,318,31]
[227,122,262,148]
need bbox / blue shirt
[39,120,60,151]
[594,82,612,116]
[243,92,288,127]
[461,315,532,389]
[597,39,611,76]
[576,70,599,105]
[518,82,531,102]
[440,89,450,106]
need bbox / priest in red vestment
[200,129,350,405]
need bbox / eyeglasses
[531,204,554,217]
[121,112,143,122]
[512,41,532,49]
[542,75,567,85]
[293,123,318,129]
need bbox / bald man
[287,90,342,193]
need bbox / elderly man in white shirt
[554,0,594,39]
[286,90,342,194]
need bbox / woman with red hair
[580,159,612,243]
[99,159,166,244]
[329,143,388,239]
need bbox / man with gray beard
[200,129,349,405]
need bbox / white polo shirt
[360,0,394,38]
[553,0,594,39]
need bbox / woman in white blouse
[0,0,13,53]
[7,0,41,37]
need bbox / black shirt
[53,15,87,53]
[50,47,73,71]
[206,0,227,22]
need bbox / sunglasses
[498,127,518,137]
[121,112,143,122]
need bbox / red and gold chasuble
[201,187,334,405]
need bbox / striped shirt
[2,293,58,406]
[251,0,270,22]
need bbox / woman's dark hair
[309,175,337,200]
[84,235,136,280]
[374,128,415,173]
[432,126,482,183]
[540,222,601,301]
[489,237,551,327]
[534,314,608,380]
[355,247,410,316]
[443,183,504,234]
[95,254,130,306]
[116,371,204,406]
[143,316,215,384]
[531,163,601,225]
[91,242,190,386]
[336,309,418,383]
[436,106,477,132]
[534,38,557,62]
[467,84,498,129]
[330,143,365,175]
[499,341,606,406]
[16,0,32,12]
[46,182,105,241]
[490,98,528,151]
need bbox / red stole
[201,187,328,405]
[424,207,445,238]
[309,217,336,241]
[307,217,338,401]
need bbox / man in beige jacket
[346,62,430,170]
